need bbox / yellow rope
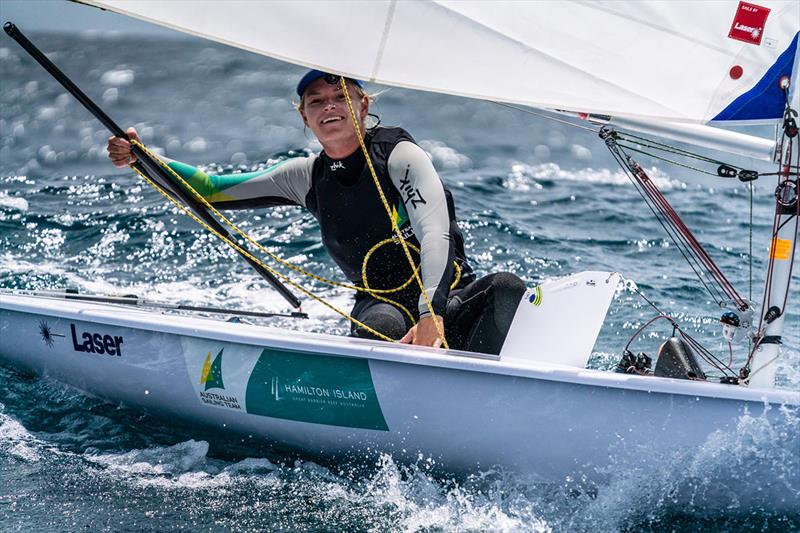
[362,238,462,297]
[133,143,399,293]
[361,238,463,327]
[128,150,396,342]
[340,77,449,348]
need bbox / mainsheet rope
[128,143,394,341]
[339,76,449,348]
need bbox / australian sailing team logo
[198,349,242,410]
[200,349,225,390]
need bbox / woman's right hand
[107,127,140,168]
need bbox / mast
[749,120,799,389]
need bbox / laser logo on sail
[727,2,770,46]
[200,349,225,390]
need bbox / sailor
[107,70,525,354]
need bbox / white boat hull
[1,292,798,511]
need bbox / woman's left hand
[400,315,444,348]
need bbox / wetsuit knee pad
[350,302,409,341]
[490,272,526,302]
[488,272,526,326]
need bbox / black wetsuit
[165,127,525,354]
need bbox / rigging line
[615,131,737,167]
[608,145,727,305]
[617,143,721,176]
[749,173,784,367]
[748,180,753,358]
[776,213,798,232]
[629,285,668,316]
[641,173,743,307]
[746,354,782,381]
[617,132,734,166]
[617,134,749,173]
[612,152,725,305]
[630,166,730,307]
[678,330,737,376]
[779,213,799,316]
[634,166,741,303]
[623,314,675,353]
[490,102,600,133]
[615,142,746,307]
[637,178,729,304]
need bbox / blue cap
[296,69,363,97]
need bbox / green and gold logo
[200,349,225,391]
[528,286,543,306]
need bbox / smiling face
[298,77,369,154]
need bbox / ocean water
[0,33,798,532]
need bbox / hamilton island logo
[200,349,225,390]
[38,320,65,348]
[528,286,543,306]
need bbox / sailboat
[1,0,798,511]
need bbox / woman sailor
[107,70,525,354]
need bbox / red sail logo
[728,1,770,45]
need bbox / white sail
[80,0,799,125]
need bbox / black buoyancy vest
[304,127,474,293]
